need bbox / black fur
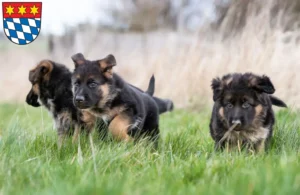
[146,75,155,96]
[209,73,287,152]
[270,95,287,107]
[152,97,174,114]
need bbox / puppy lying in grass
[71,53,166,146]
[210,73,287,152]
[26,60,103,147]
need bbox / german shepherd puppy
[71,53,161,144]
[210,73,287,152]
[26,60,101,146]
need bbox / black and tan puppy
[26,60,101,146]
[71,53,160,144]
[210,73,287,152]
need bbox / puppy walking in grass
[71,53,163,146]
[210,73,287,152]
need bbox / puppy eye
[226,103,233,109]
[242,102,250,108]
[88,82,98,88]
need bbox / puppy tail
[146,74,155,96]
[153,97,174,114]
[270,95,287,107]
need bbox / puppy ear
[211,78,223,102]
[98,54,116,79]
[71,53,86,68]
[29,60,53,82]
[251,75,275,94]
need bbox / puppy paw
[127,117,143,136]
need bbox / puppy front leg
[56,119,66,148]
[57,130,66,148]
[81,111,97,135]
[56,113,72,148]
[254,139,266,153]
[127,116,145,138]
[72,124,81,144]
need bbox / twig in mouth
[216,121,241,149]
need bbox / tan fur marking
[104,70,113,79]
[73,111,97,144]
[108,113,133,142]
[99,61,107,70]
[98,84,110,108]
[88,105,126,125]
[249,76,257,87]
[255,104,263,117]
[32,84,40,96]
[76,60,85,65]
[106,106,126,119]
[253,104,265,127]
[39,60,53,81]
[99,61,113,78]
[76,74,81,79]
[219,107,224,118]
[225,77,233,85]
[81,111,97,133]
[29,60,54,82]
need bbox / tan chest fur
[87,106,127,125]
[227,127,270,143]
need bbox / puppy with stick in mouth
[71,53,168,146]
[210,73,287,152]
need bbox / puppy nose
[231,119,242,126]
[75,95,85,103]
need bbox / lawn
[0,103,299,195]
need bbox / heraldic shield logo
[2,2,42,45]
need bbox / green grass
[0,103,300,195]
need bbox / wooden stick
[218,122,239,145]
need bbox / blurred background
[0,0,299,109]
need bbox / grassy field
[0,103,300,195]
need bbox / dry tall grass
[1,0,300,109]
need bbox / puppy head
[71,53,116,109]
[26,60,54,107]
[211,73,275,130]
